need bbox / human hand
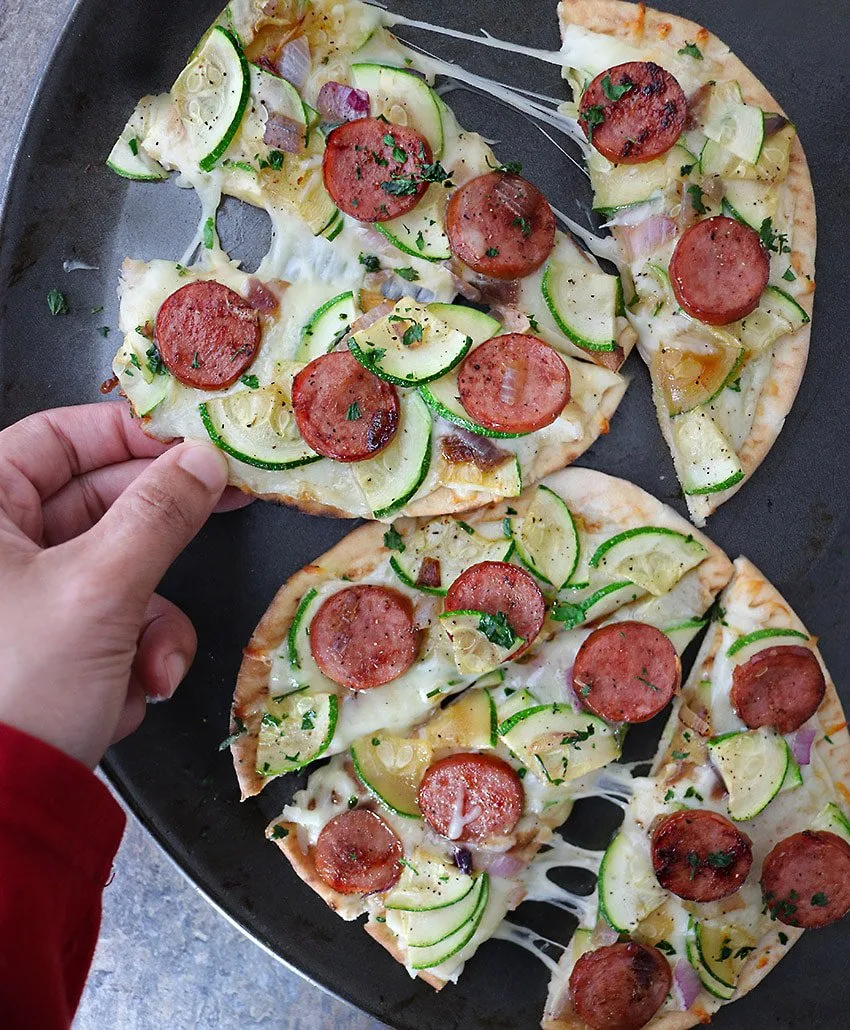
[0,402,244,767]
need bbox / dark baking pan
[0,0,848,1025]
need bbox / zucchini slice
[376,183,451,262]
[385,852,477,911]
[737,285,809,355]
[349,299,472,386]
[707,728,790,821]
[689,919,756,997]
[256,691,338,776]
[498,705,620,784]
[541,258,621,353]
[726,626,809,659]
[389,517,513,596]
[350,63,444,157]
[408,874,489,969]
[588,526,708,596]
[511,484,579,588]
[439,609,525,676]
[399,873,486,948]
[700,123,795,183]
[722,179,778,230]
[296,291,358,362]
[351,391,432,519]
[780,754,803,793]
[685,932,735,1001]
[587,144,690,214]
[107,99,169,181]
[598,831,666,933]
[672,407,744,495]
[424,690,498,750]
[553,581,644,630]
[701,81,765,164]
[496,689,539,726]
[200,383,322,471]
[173,26,250,172]
[439,454,523,500]
[351,734,433,818]
[813,802,850,846]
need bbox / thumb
[85,440,229,607]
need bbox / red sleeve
[0,723,125,1029]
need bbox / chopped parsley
[415,230,425,251]
[190,351,201,369]
[300,709,316,731]
[759,217,791,254]
[218,716,246,750]
[655,940,676,956]
[727,377,742,393]
[359,253,380,272]
[512,215,532,239]
[47,289,68,316]
[778,932,788,945]
[478,610,518,650]
[664,789,675,802]
[258,149,285,171]
[371,737,381,747]
[527,313,540,332]
[811,892,829,907]
[678,41,703,59]
[457,521,475,534]
[485,246,500,257]
[240,374,259,389]
[734,946,756,959]
[348,795,358,809]
[782,266,797,282]
[128,136,140,156]
[382,176,419,196]
[402,322,424,347]
[362,347,386,368]
[398,858,419,874]
[486,157,523,175]
[270,825,289,840]
[129,353,142,370]
[396,267,419,282]
[383,526,405,552]
[346,400,362,421]
[601,74,633,101]
[707,850,735,868]
[686,851,700,879]
[680,162,695,177]
[582,104,606,140]
[202,217,215,250]
[175,264,188,277]
[684,786,704,802]
[672,750,690,760]
[687,183,708,215]
[145,342,167,376]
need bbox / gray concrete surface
[0,2,384,1027]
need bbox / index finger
[0,401,172,502]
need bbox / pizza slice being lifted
[557,0,815,525]
[543,556,850,1030]
[108,0,637,520]
[225,467,732,985]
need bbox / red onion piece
[244,277,281,312]
[763,113,790,137]
[348,299,394,335]
[440,428,512,471]
[278,36,310,89]
[594,922,619,946]
[474,850,525,879]
[673,958,701,1009]
[790,725,817,765]
[498,363,524,406]
[412,595,440,632]
[317,81,370,123]
[263,114,304,154]
[452,846,473,875]
[616,214,677,262]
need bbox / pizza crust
[558,0,816,526]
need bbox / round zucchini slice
[384,852,477,911]
[173,26,250,172]
[351,733,433,818]
[707,727,790,821]
[296,291,358,362]
[439,609,525,677]
[376,183,451,262]
[588,526,708,596]
[541,259,621,353]
[498,704,620,784]
[510,484,579,588]
[672,407,744,496]
[199,384,322,471]
[255,691,338,777]
[408,874,489,969]
[598,831,666,933]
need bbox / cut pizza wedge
[558,0,816,524]
[226,469,732,988]
[543,555,850,1029]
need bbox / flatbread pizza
[225,466,732,983]
[108,0,633,520]
[556,0,816,524]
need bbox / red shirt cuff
[0,722,125,885]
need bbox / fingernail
[163,652,190,695]
[177,442,228,493]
